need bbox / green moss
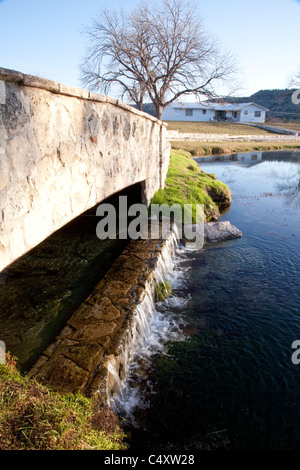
[151,150,231,222]
[0,355,125,450]
[155,281,172,301]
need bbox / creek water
[1,149,300,450]
[114,150,300,450]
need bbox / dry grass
[0,354,126,450]
[165,121,275,135]
[266,121,300,131]
[170,140,300,156]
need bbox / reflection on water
[196,151,300,219]
[199,151,263,165]
[128,150,300,451]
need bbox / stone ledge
[59,83,89,100]
[27,237,170,397]
[0,65,167,126]
[88,92,107,103]
[0,67,23,83]
[22,74,60,93]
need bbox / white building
[162,101,268,123]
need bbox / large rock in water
[204,221,242,243]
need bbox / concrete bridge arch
[0,67,170,271]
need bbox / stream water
[1,149,300,450]
[114,150,300,450]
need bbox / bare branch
[81,0,238,119]
[289,64,300,88]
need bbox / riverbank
[151,149,231,221]
[0,234,179,451]
[0,355,125,450]
[0,149,232,450]
[170,140,300,156]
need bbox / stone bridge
[0,67,170,272]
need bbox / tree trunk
[154,103,163,120]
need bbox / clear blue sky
[0,0,299,98]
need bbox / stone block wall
[27,237,172,398]
[0,68,170,271]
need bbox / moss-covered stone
[150,150,231,222]
[28,236,176,398]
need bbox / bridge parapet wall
[0,67,170,271]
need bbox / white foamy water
[107,233,190,421]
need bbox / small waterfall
[105,229,185,420]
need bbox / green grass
[151,149,231,222]
[165,121,275,135]
[0,355,126,450]
[155,281,172,301]
[170,140,300,156]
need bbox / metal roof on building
[172,101,268,111]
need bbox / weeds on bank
[155,281,172,301]
[0,354,125,450]
[151,150,231,222]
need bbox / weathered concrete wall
[0,67,170,272]
[27,236,174,398]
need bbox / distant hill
[137,89,300,122]
[140,103,156,117]
[225,89,300,122]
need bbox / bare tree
[81,8,149,110]
[288,63,300,88]
[81,0,237,119]
[121,81,147,111]
[293,66,300,87]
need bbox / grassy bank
[0,355,125,450]
[151,149,231,222]
[170,140,300,156]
